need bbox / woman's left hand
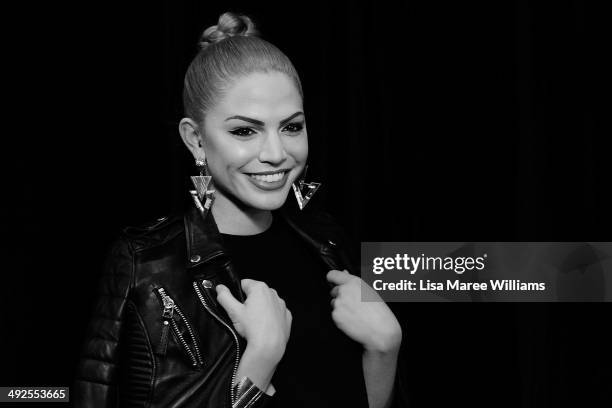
[327,270,402,353]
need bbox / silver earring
[292,164,321,210]
[190,157,216,215]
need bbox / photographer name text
[373,279,546,292]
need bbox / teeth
[249,172,286,183]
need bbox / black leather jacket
[74,206,408,407]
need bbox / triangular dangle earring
[189,158,216,217]
[292,164,321,210]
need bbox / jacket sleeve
[74,237,133,408]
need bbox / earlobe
[179,118,205,158]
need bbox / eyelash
[229,122,304,137]
[283,122,304,133]
[229,128,257,137]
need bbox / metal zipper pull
[156,288,174,356]
[161,294,175,318]
[157,319,171,356]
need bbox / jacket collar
[183,205,337,270]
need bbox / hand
[216,279,292,363]
[327,270,402,353]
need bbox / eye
[282,122,305,134]
[229,127,256,137]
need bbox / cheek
[208,139,254,171]
[287,135,309,162]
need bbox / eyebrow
[224,111,304,127]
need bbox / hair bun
[199,12,259,50]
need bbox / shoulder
[97,212,188,290]
[117,212,185,253]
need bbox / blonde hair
[183,12,303,125]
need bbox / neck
[211,193,273,235]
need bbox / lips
[245,170,290,191]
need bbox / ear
[179,118,205,160]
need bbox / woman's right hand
[216,279,292,364]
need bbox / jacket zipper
[156,287,204,367]
[192,281,241,404]
[156,294,173,355]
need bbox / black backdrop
[4,1,611,407]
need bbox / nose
[258,131,288,165]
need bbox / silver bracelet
[232,376,265,408]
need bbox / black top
[221,214,368,408]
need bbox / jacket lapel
[183,206,245,302]
[279,208,355,273]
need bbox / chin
[246,191,290,211]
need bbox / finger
[216,284,243,315]
[326,269,352,285]
[330,286,339,298]
[240,278,260,294]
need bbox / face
[200,71,308,211]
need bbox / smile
[246,170,290,190]
[249,171,287,182]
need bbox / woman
[75,12,407,408]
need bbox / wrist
[234,346,278,394]
[245,341,285,366]
[365,327,402,354]
[363,344,401,365]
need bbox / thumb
[216,284,243,317]
[240,278,258,295]
[326,269,352,285]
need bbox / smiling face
[199,71,308,212]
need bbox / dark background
[4,0,611,407]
